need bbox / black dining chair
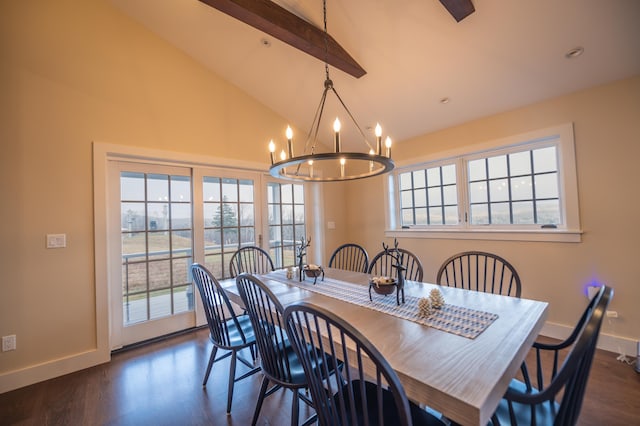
[328,243,369,273]
[490,285,613,425]
[368,248,424,281]
[284,301,447,426]
[190,263,260,414]
[436,251,522,297]
[229,245,275,277]
[235,273,340,426]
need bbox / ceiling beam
[439,0,475,22]
[198,0,366,78]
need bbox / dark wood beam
[198,0,366,78]
[439,0,475,22]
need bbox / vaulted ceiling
[109,0,640,150]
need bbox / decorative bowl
[303,264,323,278]
[369,276,397,295]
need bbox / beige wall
[344,75,640,344]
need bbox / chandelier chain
[323,0,329,82]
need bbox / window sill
[385,228,582,243]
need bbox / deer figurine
[382,238,406,305]
[296,236,311,281]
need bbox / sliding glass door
[109,162,195,347]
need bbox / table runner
[269,270,498,339]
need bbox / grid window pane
[511,177,533,201]
[203,177,221,202]
[282,205,294,224]
[268,183,306,269]
[442,164,456,185]
[490,202,510,224]
[239,203,254,226]
[427,187,442,206]
[468,159,486,181]
[429,207,443,224]
[238,179,254,202]
[399,163,457,226]
[509,151,531,175]
[402,209,414,225]
[415,208,428,225]
[281,184,293,203]
[221,178,238,202]
[444,206,459,225]
[469,182,488,203]
[203,176,255,278]
[443,185,457,205]
[537,199,561,224]
[470,204,489,224]
[488,156,508,179]
[489,179,509,202]
[413,170,426,188]
[467,146,560,225]
[426,168,440,186]
[400,173,413,190]
[121,172,145,201]
[512,201,535,224]
[414,189,427,207]
[268,203,281,225]
[533,147,557,173]
[535,173,559,198]
[401,190,414,208]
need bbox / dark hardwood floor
[1,328,638,425]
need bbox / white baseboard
[541,321,639,358]
[0,348,110,394]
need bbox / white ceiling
[109,0,640,150]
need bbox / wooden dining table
[220,268,548,426]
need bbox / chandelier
[267,0,394,182]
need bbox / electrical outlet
[606,310,618,318]
[2,335,16,351]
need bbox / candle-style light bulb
[280,149,287,174]
[286,126,293,158]
[385,136,392,158]
[308,159,314,178]
[369,149,375,172]
[340,157,346,177]
[375,123,382,156]
[334,118,341,153]
[268,139,276,164]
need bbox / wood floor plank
[0,329,638,425]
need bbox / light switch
[46,234,67,248]
[327,221,336,230]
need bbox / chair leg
[290,389,300,426]
[203,346,218,386]
[251,376,270,426]
[226,351,237,414]
[250,343,257,362]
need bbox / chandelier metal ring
[269,152,394,182]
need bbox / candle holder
[296,236,311,281]
[303,264,324,285]
[384,239,406,305]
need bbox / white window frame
[385,123,582,242]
